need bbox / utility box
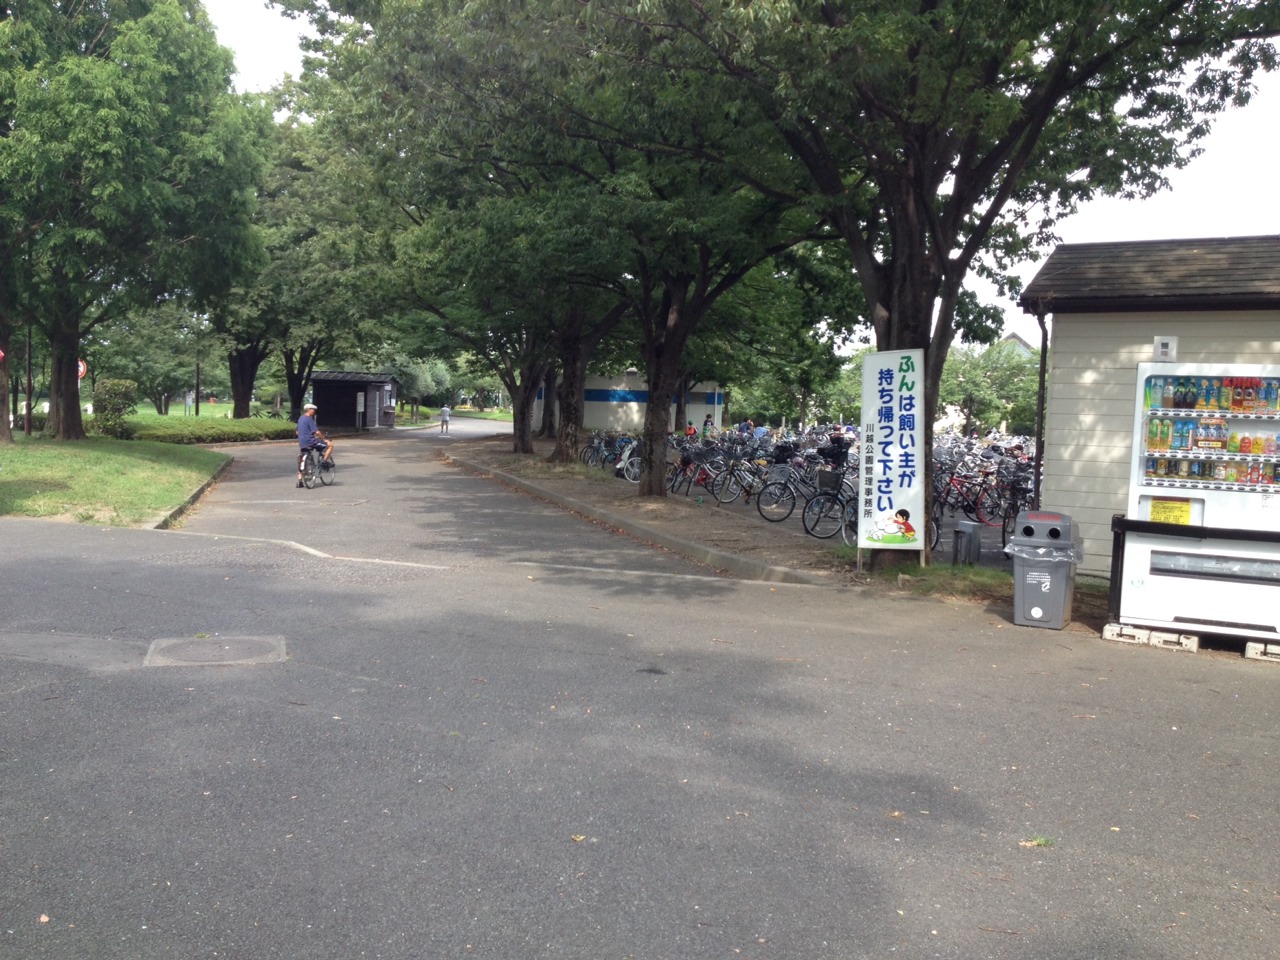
[1005,511,1083,629]
[953,519,982,565]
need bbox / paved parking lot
[1,423,1276,960]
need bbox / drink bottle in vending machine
[1121,362,1280,642]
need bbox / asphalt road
[1,420,1276,959]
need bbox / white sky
[203,0,312,95]
[202,1,1280,342]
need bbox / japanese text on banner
[859,349,925,551]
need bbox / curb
[446,455,830,586]
[152,456,235,530]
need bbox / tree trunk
[551,357,585,464]
[636,277,705,497]
[228,342,269,419]
[549,301,630,463]
[511,375,540,454]
[47,321,86,440]
[638,360,680,496]
[282,346,318,420]
[536,365,558,439]
[0,326,11,444]
[673,373,689,436]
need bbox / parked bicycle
[709,440,772,505]
[666,439,721,497]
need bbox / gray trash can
[1004,510,1083,629]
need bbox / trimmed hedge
[130,416,298,444]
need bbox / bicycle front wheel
[712,469,745,504]
[622,456,641,483]
[975,486,1003,526]
[756,481,797,522]
[1002,508,1017,548]
[838,499,859,545]
[802,493,845,539]
[929,499,945,550]
[319,456,336,486]
[302,452,318,488]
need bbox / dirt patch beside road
[441,432,853,584]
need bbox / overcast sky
[202,0,1280,340]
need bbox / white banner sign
[859,349,926,551]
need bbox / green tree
[291,0,819,482]
[697,250,856,428]
[236,112,391,419]
[580,0,1278,427]
[91,301,199,414]
[1,0,268,439]
[938,339,1040,437]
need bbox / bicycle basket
[816,468,842,493]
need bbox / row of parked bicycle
[576,428,1037,550]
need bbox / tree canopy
[0,0,269,438]
[278,0,1275,489]
[6,0,1276,458]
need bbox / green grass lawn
[451,408,513,421]
[0,436,228,526]
[0,405,511,526]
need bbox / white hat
[304,402,317,411]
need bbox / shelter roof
[1018,235,1280,314]
[311,371,399,384]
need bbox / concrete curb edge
[152,455,235,530]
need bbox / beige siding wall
[1042,311,1280,577]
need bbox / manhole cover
[144,635,287,667]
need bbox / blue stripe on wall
[584,389,648,403]
[583,389,725,405]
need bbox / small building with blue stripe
[535,373,724,432]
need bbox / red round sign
[77,359,87,380]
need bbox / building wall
[1043,311,1280,577]
[533,375,725,433]
[584,376,724,432]
[311,380,398,429]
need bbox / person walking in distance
[296,402,334,487]
[439,403,451,434]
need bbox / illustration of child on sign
[866,508,917,544]
[891,508,916,541]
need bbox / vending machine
[1112,362,1280,643]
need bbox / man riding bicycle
[296,402,334,487]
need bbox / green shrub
[129,416,297,444]
[91,380,138,439]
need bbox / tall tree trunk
[673,373,689,435]
[548,301,631,463]
[282,345,322,420]
[0,324,11,444]
[510,367,543,455]
[536,365,557,439]
[637,279,697,497]
[552,355,586,464]
[638,358,682,496]
[48,320,86,441]
[228,342,269,419]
